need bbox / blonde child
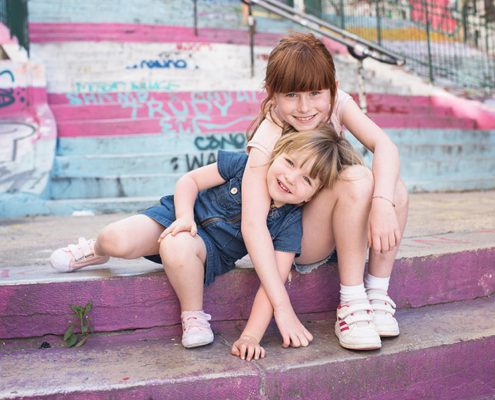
[232,32,409,359]
[50,127,355,349]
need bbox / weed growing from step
[64,300,92,347]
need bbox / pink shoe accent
[49,238,109,272]
[181,310,214,348]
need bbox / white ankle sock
[340,283,367,304]
[365,273,390,292]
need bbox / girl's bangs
[270,50,332,94]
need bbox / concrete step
[50,98,456,122]
[52,143,495,178]
[397,142,495,159]
[1,210,494,339]
[1,297,494,399]
[48,173,179,199]
[55,115,255,137]
[402,157,495,176]
[53,130,495,158]
[54,113,478,138]
[56,133,248,156]
[0,193,159,217]
[405,174,495,192]
[53,151,222,177]
[387,129,495,144]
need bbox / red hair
[248,32,337,140]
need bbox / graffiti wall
[0,61,56,195]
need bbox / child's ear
[336,80,339,89]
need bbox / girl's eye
[286,92,297,98]
[310,91,321,96]
[303,176,312,186]
[284,158,294,167]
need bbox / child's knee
[97,224,131,257]
[395,179,409,210]
[338,165,374,203]
[160,233,197,268]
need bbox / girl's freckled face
[273,89,331,131]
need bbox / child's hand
[158,216,197,241]
[368,200,401,253]
[273,306,313,348]
[231,334,265,361]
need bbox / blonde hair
[270,125,363,190]
[248,32,337,140]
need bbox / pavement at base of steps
[0,190,494,284]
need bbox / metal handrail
[245,0,405,67]
[242,0,406,115]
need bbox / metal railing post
[357,59,368,115]
[375,0,382,46]
[247,2,255,78]
[422,0,434,83]
[339,0,345,29]
[193,0,198,36]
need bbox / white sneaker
[181,311,214,348]
[335,300,381,350]
[367,289,400,337]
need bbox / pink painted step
[49,98,455,122]
[29,23,280,47]
[1,244,494,339]
[47,91,265,105]
[50,97,262,121]
[55,115,254,137]
[370,114,477,129]
[0,86,48,117]
[54,113,477,137]
[29,22,348,55]
[1,298,494,399]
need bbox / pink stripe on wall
[0,86,48,117]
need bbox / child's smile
[267,152,321,208]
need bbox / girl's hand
[231,334,266,361]
[368,200,401,253]
[158,216,197,241]
[273,306,313,348]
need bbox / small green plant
[64,300,93,347]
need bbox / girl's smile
[273,90,331,131]
[267,152,321,207]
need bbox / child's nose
[297,96,309,113]
[285,172,297,186]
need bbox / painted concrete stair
[46,128,495,204]
[2,226,494,339]
[1,194,495,399]
[1,297,494,400]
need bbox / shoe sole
[335,327,381,351]
[182,338,214,349]
[377,330,400,338]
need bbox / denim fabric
[294,251,338,274]
[142,150,302,286]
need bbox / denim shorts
[293,251,337,274]
[141,201,236,287]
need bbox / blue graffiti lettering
[0,70,15,108]
[194,133,246,151]
[128,59,188,70]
